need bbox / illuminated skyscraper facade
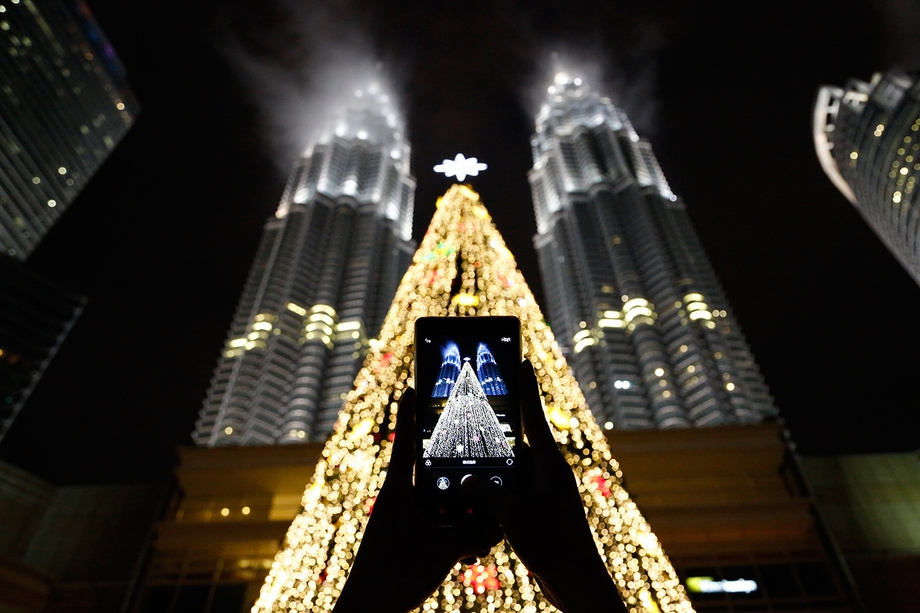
[0,0,138,260]
[0,0,133,441]
[528,73,777,430]
[193,86,416,446]
[813,69,920,286]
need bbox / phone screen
[413,316,522,525]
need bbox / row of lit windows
[223,306,370,358]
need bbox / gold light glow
[548,405,573,430]
[252,185,694,613]
[301,305,339,348]
[451,292,480,306]
[349,418,376,439]
[598,309,624,328]
[311,304,336,316]
[683,293,712,322]
[287,302,308,316]
[625,306,654,322]
[225,313,281,357]
[572,329,597,353]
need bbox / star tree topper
[434,153,488,181]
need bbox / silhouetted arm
[470,360,627,613]
[332,387,501,613]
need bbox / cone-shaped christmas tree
[252,185,694,613]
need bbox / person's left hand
[332,387,503,613]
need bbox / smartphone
[413,315,522,526]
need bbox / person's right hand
[333,387,501,613]
[468,359,626,613]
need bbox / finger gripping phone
[413,316,522,526]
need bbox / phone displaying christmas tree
[252,184,694,613]
[424,350,514,459]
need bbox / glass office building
[0,0,138,260]
[0,0,134,440]
[814,69,920,286]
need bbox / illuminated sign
[686,577,758,594]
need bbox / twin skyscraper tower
[193,72,778,449]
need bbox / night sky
[2,0,920,485]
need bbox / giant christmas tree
[252,184,694,613]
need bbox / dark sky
[2,0,920,485]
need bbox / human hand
[466,360,625,613]
[332,387,502,613]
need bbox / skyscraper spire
[529,72,777,430]
[252,185,693,613]
[193,84,416,446]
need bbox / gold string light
[252,185,695,613]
